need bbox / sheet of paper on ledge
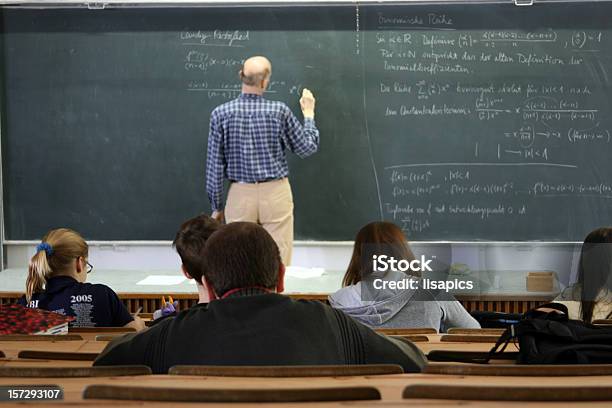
[137,275,186,286]
[285,266,325,279]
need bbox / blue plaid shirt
[206,93,320,211]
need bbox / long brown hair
[26,228,88,302]
[342,221,416,287]
[578,227,612,323]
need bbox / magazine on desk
[0,304,74,335]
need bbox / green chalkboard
[2,2,612,241]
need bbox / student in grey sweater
[329,222,480,333]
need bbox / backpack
[488,303,612,364]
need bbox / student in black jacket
[94,222,427,373]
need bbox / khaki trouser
[225,178,294,266]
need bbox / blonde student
[18,228,144,330]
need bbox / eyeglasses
[79,257,94,274]
[77,257,93,274]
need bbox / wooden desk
[0,358,93,367]
[418,335,517,354]
[1,374,612,407]
[0,332,602,407]
[0,340,107,360]
[0,334,514,364]
[75,332,133,342]
[1,291,553,314]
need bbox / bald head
[240,56,272,87]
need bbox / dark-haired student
[554,227,612,322]
[18,228,144,330]
[329,222,479,333]
[94,222,426,373]
[151,214,221,322]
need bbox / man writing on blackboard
[206,55,319,266]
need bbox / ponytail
[25,229,88,303]
[26,247,53,302]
